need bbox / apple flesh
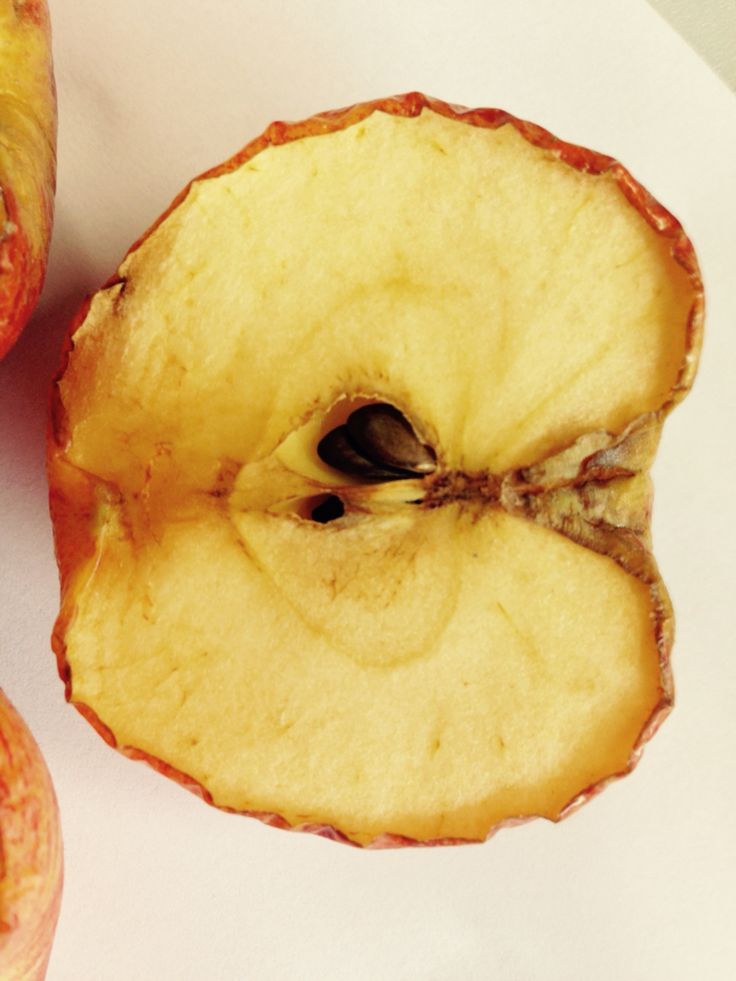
[0,690,62,979]
[49,94,703,846]
[0,0,56,359]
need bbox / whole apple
[0,0,56,359]
[0,690,63,980]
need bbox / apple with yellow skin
[0,0,56,359]
[0,690,62,979]
[49,93,703,846]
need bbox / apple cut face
[49,95,702,846]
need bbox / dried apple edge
[46,91,704,848]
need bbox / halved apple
[49,94,703,846]
[0,0,56,359]
[0,690,63,979]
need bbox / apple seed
[310,495,345,523]
[346,403,436,475]
[317,425,413,480]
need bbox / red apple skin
[49,93,704,847]
[0,690,63,978]
[0,0,57,359]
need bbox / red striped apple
[49,94,703,846]
[0,690,62,979]
[0,0,56,359]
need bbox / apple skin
[0,0,57,359]
[48,93,704,847]
[0,690,63,978]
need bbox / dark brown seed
[346,404,436,474]
[317,426,408,480]
[310,495,345,523]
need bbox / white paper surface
[646,0,736,90]
[1,1,735,979]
